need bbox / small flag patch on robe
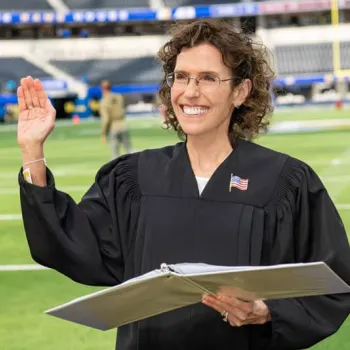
[229,174,248,191]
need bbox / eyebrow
[174,69,220,76]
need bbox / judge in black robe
[19,139,350,350]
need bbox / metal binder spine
[160,263,216,296]
[160,263,170,273]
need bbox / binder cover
[45,261,350,330]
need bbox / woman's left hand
[202,294,271,327]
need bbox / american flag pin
[229,174,249,192]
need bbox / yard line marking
[319,147,350,200]
[0,264,49,271]
[305,159,350,166]
[0,214,22,220]
[0,116,158,133]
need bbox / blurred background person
[100,80,132,159]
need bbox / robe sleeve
[18,154,141,287]
[264,157,350,350]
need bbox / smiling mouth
[181,105,210,116]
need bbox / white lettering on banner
[96,11,107,22]
[173,7,196,20]
[73,12,83,22]
[107,10,118,21]
[119,10,129,21]
[85,11,96,22]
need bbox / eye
[200,74,217,82]
[174,72,188,81]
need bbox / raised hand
[17,76,56,150]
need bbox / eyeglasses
[166,71,235,90]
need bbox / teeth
[183,106,209,115]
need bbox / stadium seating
[275,43,333,75]
[0,58,52,87]
[64,0,150,9]
[0,0,52,10]
[341,42,350,70]
[276,42,350,75]
[50,57,162,85]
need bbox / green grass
[0,271,116,350]
[0,108,349,350]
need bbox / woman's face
[170,43,247,140]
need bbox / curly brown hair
[157,19,275,142]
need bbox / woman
[18,19,350,350]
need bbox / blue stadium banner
[210,3,259,18]
[1,0,349,25]
[41,79,68,91]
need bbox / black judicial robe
[19,139,350,350]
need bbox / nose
[183,78,200,98]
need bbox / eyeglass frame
[165,71,238,89]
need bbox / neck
[186,133,233,178]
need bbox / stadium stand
[0,0,52,11]
[275,42,350,75]
[275,43,333,75]
[64,0,150,9]
[341,42,350,70]
[50,57,162,85]
[0,58,52,87]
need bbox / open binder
[45,261,350,331]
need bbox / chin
[181,125,209,137]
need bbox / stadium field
[0,108,349,350]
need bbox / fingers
[19,76,48,110]
[202,295,247,326]
[202,295,223,315]
[218,295,254,315]
[228,314,245,327]
[28,77,40,108]
[217,296,253,323]
[20,76,34,109]
[17,87,27,112]
[202,294,256,326]
[34,78,48,109]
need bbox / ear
[232,79,252,107]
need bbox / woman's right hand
[17,76,56,150]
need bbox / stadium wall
[0,24,349,61]
[257,23,350,48]
[0,35,169,60]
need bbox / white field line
[0,264,49,271]
[337,204,350,210]
[0,116,159,133]
[305,159,350,166]
[0,214,22,220]
[318,147,350,200]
